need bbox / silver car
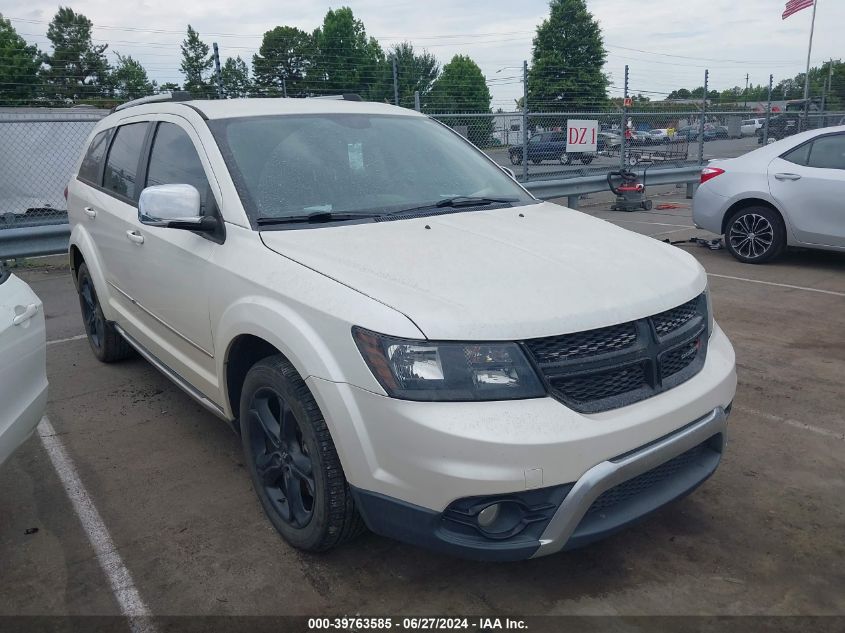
[693,126,845,263]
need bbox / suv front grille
[523,294,708,413]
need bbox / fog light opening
[477,503,501,528]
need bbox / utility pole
[820,59,833,121]
[764,74,773,145]
[521,60,528,182]
[698,69,708,166]
[392,57,399,106]
[212,42,223,99]
[744,73,749,109]
[620,64,629,171]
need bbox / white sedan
[0,266,47,467]
[693,126,845,263]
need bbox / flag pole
[801,0,818,110]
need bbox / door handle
[774,173,801,181]
[83,207,97,218]
[13,303,39,326]
[126,230,145,245]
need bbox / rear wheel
[580,155,594,165]
[724,206,786,264]
[509,151,522,165]
[76,263,133,362]
[559,153,571,165]
[240,355,365,551]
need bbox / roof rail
[309,93,363,102]
[113,91,193,112]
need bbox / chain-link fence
[431,109,845,183]
[0,108,109,231]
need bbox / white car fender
[68,224,117,321]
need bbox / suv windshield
[209,113,535,226]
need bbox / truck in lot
[66,93,736,560]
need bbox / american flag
[782,0,814,19]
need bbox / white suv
[67,94,736,560]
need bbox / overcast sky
[5,0,841,108]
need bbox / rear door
[768,132,845,247]
[91,121,152,318]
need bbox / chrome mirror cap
[139,184,201,226]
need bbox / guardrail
[0,165,703,261]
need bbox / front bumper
[351,405,728,561]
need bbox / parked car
[0,264,47,467]
[713,126,730,140]
[757,114,800,144]
[509,132,593,165]
[694,125,845,263]
[647,129,671,143]
[675,125,715,142]
[597,131,621,151]
[67,93,736,560]
[740,118,765,137]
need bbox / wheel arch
[223,333,285,428]
[721,197,786,236]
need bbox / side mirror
[139,184,212,231]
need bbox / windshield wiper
[383,196,520,218]
[435,196,519,208]
[256,211,381,226]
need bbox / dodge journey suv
[67,93,736,560]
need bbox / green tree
[0,14,41,105]
[427,55,492,146]
[389,42,439,108]
[221,56,251,97]
[180,25,212,97]
[252,26,314,97]
[110,53,155,100]
[311,7,389,100]
[40,7,110,103]
[160,81,181,92]
[528,0,608,110]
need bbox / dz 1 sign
[566,119,598,153]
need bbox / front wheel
[509,152,522,165]
[240,355,365,551]
[724,206,786,264]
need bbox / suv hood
[260,202,706,340]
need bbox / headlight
[352,327,546,401]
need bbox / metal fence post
[414,90,421,112]
[698,69,708,165]
[212,42,223,99]
[764,74,773,145]
[620,64,629,171]
[522,60,529,182]
[392,57,399,106]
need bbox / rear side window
[78,130,110,184]
[146,122,212,214]
[807,135,845,170]
[782,143,811,166]
[103,122,149,201]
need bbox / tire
[627,155,639,166]
[239,355,365,552]
[643,199,653,210]
[559,153,571,165]
[724,205,786,264]
[509,152,522,165]
[76,262,133,362]
[580,155,594,165]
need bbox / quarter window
[806,135,845,170]
[782,143,811,166]
[78,130,110,184]
[103,123,149,200]
[146,122,212,214]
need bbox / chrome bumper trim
[532,406,727,558]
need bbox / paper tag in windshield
[348,143,364,172]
